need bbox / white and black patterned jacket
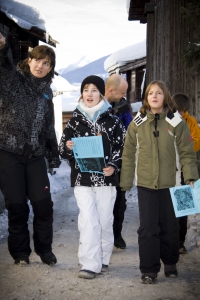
[0,44,61,168]
[59,101,126,187]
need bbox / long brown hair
[140,80,175,114]
[20,45,55,79]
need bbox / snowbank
[62,90,80,112]
[0,212,8,240]
[48,159,71,194]
[51,76,78,93]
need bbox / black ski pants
[0,150,53,260]
[178,171,188,243]
[113,187,127,239]
[137,187,179,274]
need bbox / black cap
[80,75,105,96]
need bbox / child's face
[147,84,164,114]
[82,84,101,108]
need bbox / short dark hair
[172,93,189,112]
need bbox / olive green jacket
[120,111,199,190]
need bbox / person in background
[105,74,132,249]
[120,80,199,284]
[172,93,200,254]
[0,32,61,265]
[59,75,125,279]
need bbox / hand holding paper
[66,140,75,150]
[103,166,115,176]
[189,181,194,188]
[169,178,200,217]
[71,136,106,173]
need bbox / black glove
[48,157,62,168]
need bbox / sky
[14,0,146,70]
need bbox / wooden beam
[144,3,156,13]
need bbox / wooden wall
[0,12,39,65]
[146,0,200,122]
[62,112,73,131]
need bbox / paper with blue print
[169,179,200,217]
[71,136,105,173]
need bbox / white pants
[74,185,116,273]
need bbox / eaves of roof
[0,7,58,47]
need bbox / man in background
[105,74,132,249]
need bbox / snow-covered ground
[0,160,200,252]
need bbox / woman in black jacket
[0,32,61,265]
[59,75,125,279]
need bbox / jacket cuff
[120,186,132,191]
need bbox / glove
[48,157,61,168]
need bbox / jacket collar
[16,63,51,93]
[77,100,112,122]
[146,110,166,120]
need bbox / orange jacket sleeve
[183,111,200,152]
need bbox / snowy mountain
[59,55,110,85]
[59,56,91,75]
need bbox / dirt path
[0,186,200,300]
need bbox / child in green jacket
[120,81,199,284]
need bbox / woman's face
[82,84,101,108]
[147,84,164,113]
[28,57,52,78]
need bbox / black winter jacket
[0,44,61,168]
[59,103,126,187]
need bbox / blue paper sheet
[71,136,106,173]
[169,179,200,217]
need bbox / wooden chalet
[0,2,57,65]
[104,41,146,105]
[127,0,200,122]
[117,58,146,104]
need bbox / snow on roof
[126,0,131,13]
[1,0,47,31]
[104,40,146,73]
